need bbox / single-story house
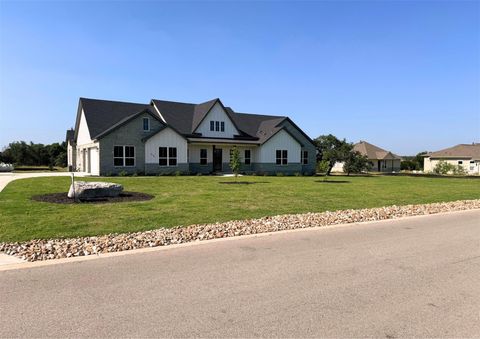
[423,143,480,175]
[332,140,402,173]
[67,97,317,176]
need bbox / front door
[213,147,222,172]
[378,160,381,172]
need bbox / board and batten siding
[257,129,301,163]
[189,144,212,163]
[194,103,239,138]
[145,128,187,164]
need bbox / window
[159,147,168,166]
[244,150,251,165]
[159,147,177,166]
[169,147,177,166]
[125,146,135,166]
[114,146,124,166]
[458,161,463,165]
[209,120,225,132]
[200,149,207,165]
[470,161,475,164]
[114,146,135,167]
[276,150,288,165]
[301,150,308,165]
[143,117,150,131]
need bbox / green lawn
[0,175,479,242]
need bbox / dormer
[192,99,240,138]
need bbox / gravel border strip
[1,199,479,262]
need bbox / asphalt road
[1,210,479,338]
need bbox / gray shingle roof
[65,129,74,144]
[76,97,311,146]
[78,98,155,140]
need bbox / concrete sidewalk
[0,172,87,192]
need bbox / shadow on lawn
[218,181,270,185]
[314,180,351,184]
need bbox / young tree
[343,151,371,175]
[229,147,241,178]
[415,151,428,170]
[313,134,353,175]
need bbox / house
[67,97,317,176]
[332,140,402,173]
[423,143,480,175]
[66,129,76,171]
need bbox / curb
[1,208,478,272]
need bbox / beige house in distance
[424,143,480,175]
[332,140,402,173]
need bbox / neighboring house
[424,143,480,175]
[67,97,316,176]
[332,141,402,173]
[66,129,76,171]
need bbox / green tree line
[0,141,67,168]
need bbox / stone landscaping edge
[1,199,479,262]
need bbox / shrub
[433,161,456,175]
[316,160,330,174]
[452,165,467,176]
[294,172,302,177]
[119,170,128,177]
[175,170,182,176]
[276,172,284,177]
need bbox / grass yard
[0,175,479,242]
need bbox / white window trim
[301,150,308,165]
[200,148,208,166]
[276,149,288,166]
[113,145,136,167]
[158,146,178,167]
[143,117,150,132]
[244,149,251,165]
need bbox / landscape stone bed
[1,199,479,262]
[31,192,154,204]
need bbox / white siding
[67,141,74,167]
[194,102,239,138]
[424,158,480,175]
[89,147,100,175]
[189,144,212,163]
[258,130,301,163]
[331,162,345,173]
[77,109,93,146]
[145,128,187,164]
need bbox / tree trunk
[326,163,334,176]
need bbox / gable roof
[65,129,74,144]
[76,98,158,140]
[75,97,314,147]
[354,141,401,160]
[427,143,480,160]
[191,98,219,131]
[228,109,287,143]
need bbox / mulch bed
[218,181,270,185]
[31,192,154,204]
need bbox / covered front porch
[187,139,259,174]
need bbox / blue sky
[0,1,478,155]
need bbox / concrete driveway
[1,210,479,338]
[0,172,87,192]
